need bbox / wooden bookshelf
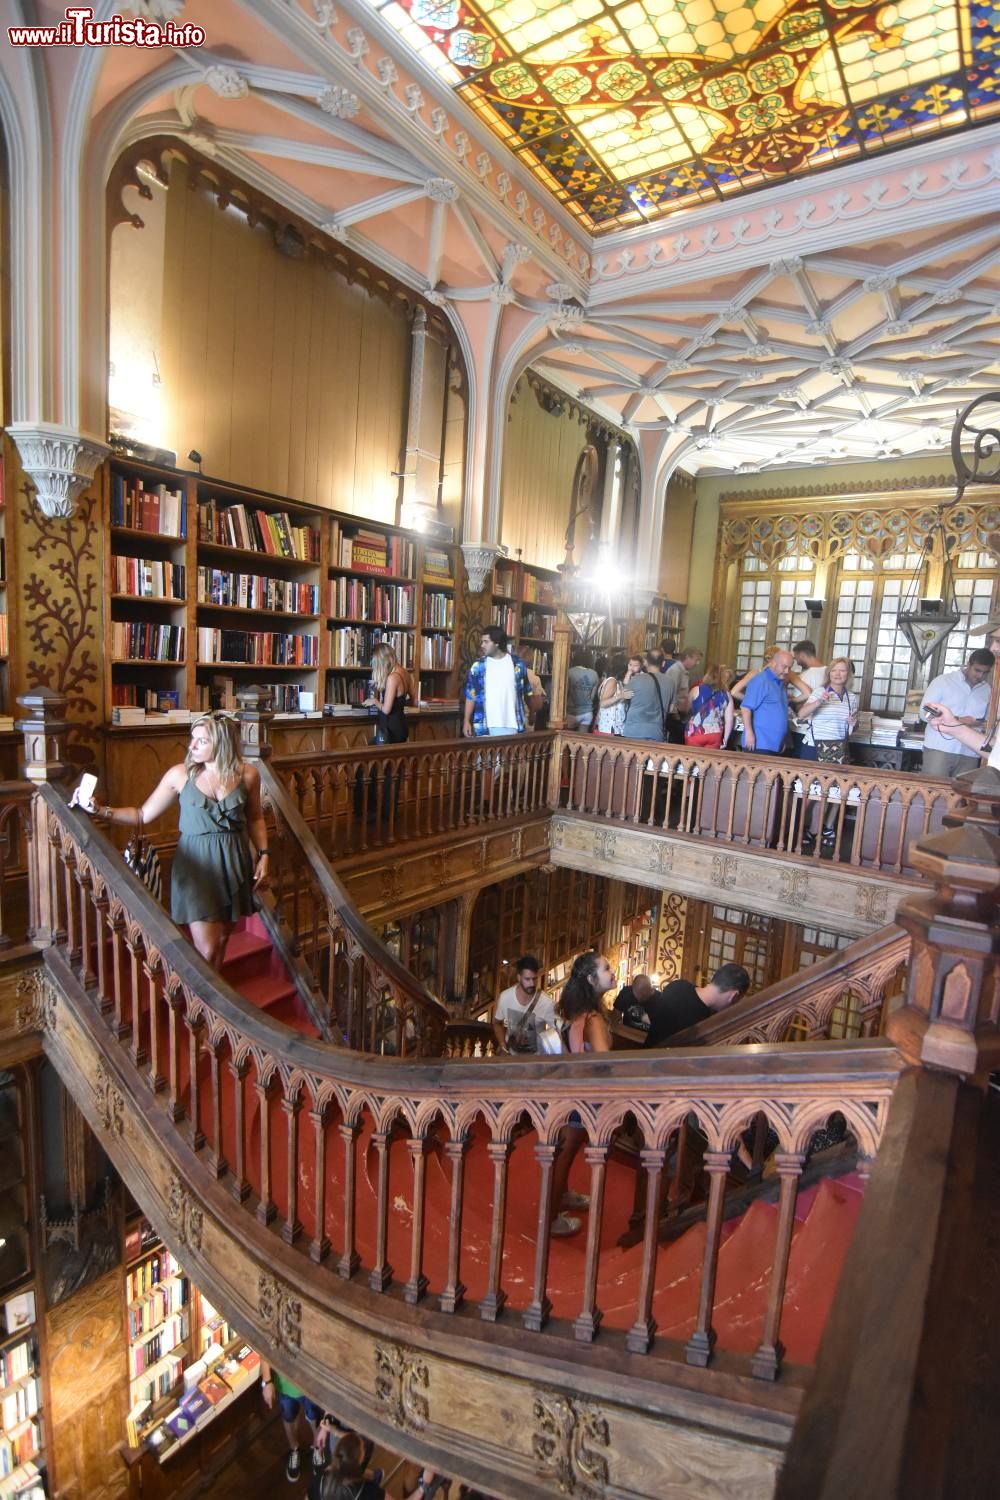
[490,559,560,684]
[328,518,459,708]
[644,595,685,653]
[0,1069,48,1500]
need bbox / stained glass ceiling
[363,0,1000,231]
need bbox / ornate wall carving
[655,893,687,985]
[374,1342,430,1433]
[532,1390,611,1498]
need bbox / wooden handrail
[39,781,902,1387]
[258,761,449,1055]
[675,926,910,1047]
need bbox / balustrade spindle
[229,1059,251,1202]
[92,891,111,1013]
[281,1094,303,1244]
[61,848,79,966]
[685,1151,733,1367]
[751,1151,805,1380]
[480,1139,512,1322]
[626,1146,668,1354]
[523,1140,558,1332]
[127,936,146,1069]
[404,1135,431,1304]
[145,961,165,1093]
[187,1017,205,1151]
[338,1121,362,1279]
[309,1106,331,1263]
[165,994,185,1121]
[76,869,96,988]
[573,1144,610,1343]
[255,1079,277,1225]
[206,1043,226,1177]
[439,1136,469,1313]
[369,1129,394,1292]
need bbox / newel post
[547,609,572,731]
[886,763,1000,1080]
[235,687,274,761]
[17,687,72,947]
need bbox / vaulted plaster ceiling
[55,0,1000,477]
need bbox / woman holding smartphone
[795,659,858,848]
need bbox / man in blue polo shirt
[740,648,794,754]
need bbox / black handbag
[123,812,163,903]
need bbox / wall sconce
[804,598,825,619]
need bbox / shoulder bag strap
[509,988,542,1039]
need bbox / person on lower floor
[919,649,993,779]
[684,665,734,749]
[594,653,633,735]
[623,656,665,740]
[643,964,751,1047]
[613,972,657,1030]
[796,658,859,849]
[739,649,794,754]
[549,952,616,1236]
[260,1360,324,1483]
[492,954,557,1054]
[566,647,599,731]
[462,626,537,737]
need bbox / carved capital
[166,1171,204,1252]
[461,543,503,594]
[8,423,107,518]
[532,1390,611,1497]
[374,1342,429,1432]
[257,1272,302,1352]
[15,968,58,1035]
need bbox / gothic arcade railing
[678,927,911,1048]
[258,761,448,1056]
[269,733,554,860]
[41,784,901,1385]
[553,734,962,878]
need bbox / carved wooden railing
[40,783,901,1387]
[678,926,911,1048]
[270,733,553,860]
[553,734,961,877]
[258,761,448,1057]
[0,782,36,958]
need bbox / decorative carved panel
[532,1390,611,1498]
[373,1342,430,1433]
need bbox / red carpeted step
[219,916,319,1038]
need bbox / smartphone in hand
[69,773,98,811]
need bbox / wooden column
[235,686,274,761]
[439,1136,469,1313]
[573,1143,609,1343]
[337,1122,362,1279]
[548,610,572,730]
[480,1140,511,1322]
[626,1146,667,1354]
[309,1105,331,1263]
[369,1130,394,1292]
[17,686,71,947]
[686,1150,735,1367]
[751,1152,805,1380]
[404,1136,431,1305]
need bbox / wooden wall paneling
[286,252,314,504]
[45,1266,129,1500]
[500,380,587,571]
[266,241,297,498]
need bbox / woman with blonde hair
[85,712,268,970]
[363,641,413,744]
[796,658,859,849]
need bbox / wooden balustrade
[0,782,34,956]
[678,926,911,1047]
[553,733,961,877]
[39,783,901,1385]
[270,733,554,860]
[257,761,448,1057]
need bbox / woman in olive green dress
[91,713,269,970]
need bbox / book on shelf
[329,626,414,668]
[0,1340,32,1389]
[0,614,8,655]
[126,1400,151,1449]
[1,1377,39,1431]
[111,707,147,725]
[198,500,320,562]
[521,573,558,606]
[111,622,185,663]
[491,604,516,635]
[422,547,453,583]
[195,628,318,667]
[421,591,455,629]
[112,474,186,537]
[325,676,368,708]
[493,566,514,598]
[330,519,415,578]
[328,577,414,624]
[521,610,554,640]
[112,558,186,599]
[197,568,319,614]
[419,635,454,670]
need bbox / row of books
[421,591,455,629]
[130,1351,184,1409]
[127,1277,189,1339]
[522,610,555,640]
[0,614,7,655]
[520,573,558,605]
[127,1249,180,1304]
[197,569,319,614]
[325,676,369,707]
[331,520,415,578]
[1,1377,39,1433]
[0,1460,43,1498]
[199,501,320,562]
[111,475,186,537]
[110,623,185,663]
[423,547,453,584]
[129,1312,189,1379]
[195,629,319,666]
[0,1341,31,1389]
[329,627,414,668]
[112,558,186,599]
[0,1417,39,1477]
[112,686,183,710]
[524,648,552,675]
[328,578,415,623]
[420,636,454,670]
[492,605,516,634]
[192,680,309,713]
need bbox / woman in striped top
[797,658,858,848]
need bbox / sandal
[550,1213,583,1237]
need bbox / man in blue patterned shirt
[463,626,537,737]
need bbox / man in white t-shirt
[919,651,993,779]
[792,640,828,696]
[492,955,558,1054]
[463,626,537,737]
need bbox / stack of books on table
[112,706,147,726]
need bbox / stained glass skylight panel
[365,0,999,230]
